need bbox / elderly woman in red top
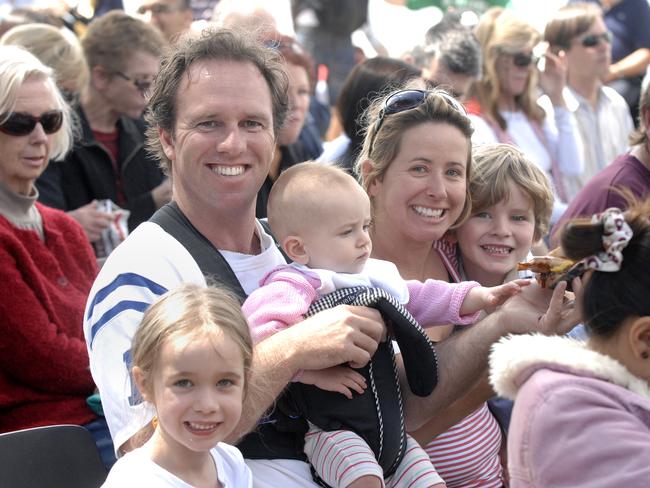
[0,45,113,466]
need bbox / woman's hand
[538,48,567,108]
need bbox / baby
[243,162,526,488]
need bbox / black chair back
[0,424,108,488]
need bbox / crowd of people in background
[1,0,649,487]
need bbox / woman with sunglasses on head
[490,197,650,487]
[468,7,584,225]
[0,45,115,468]
[357,87,508,487]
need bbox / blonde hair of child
[131,283,253,400]
[268,161,366,242]
[469,143,554,241]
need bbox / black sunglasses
[114,71,152,94]
[0,110,63,136]
[511,52,539,68]
[368,89,467,156]
[581,32,612,48]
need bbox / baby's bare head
[268,162,365,243]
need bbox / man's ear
[132,366,152,403]
[361,159,380,197]
[283,235,309,265]
[629,316,650,360]
[158,127,176,163]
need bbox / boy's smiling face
[456,180,536,286]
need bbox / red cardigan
[0,203,98,432]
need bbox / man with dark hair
[138,0,193,42]
[85,27,578,488]
[423,18,482,100]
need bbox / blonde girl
[102,284,253,488]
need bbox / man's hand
[228,305,385,441]
[496,278,582,336]
[68,200,113,242]
[284,305,386,373]
[300,366,367,399]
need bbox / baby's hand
[300,366,367,399]
[484,279,531,307]
[462,279,531,315]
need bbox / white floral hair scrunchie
[584,208,633,272]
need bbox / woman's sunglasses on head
[580,32,611,48]
[368,89,467,156]
[0,110,63,136]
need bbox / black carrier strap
[289,286,439,481]
[148,202,308,460]
[150,202,247,300]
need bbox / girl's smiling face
[456,180,536,286]
[136,330,245,460]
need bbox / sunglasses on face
[581,32,612,48]
[511,52,539,68]
[114,71,152,94]
[0,110,63,136]
[368,89,468,156]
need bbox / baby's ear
[132,366,152,403]
[283,235,309,265]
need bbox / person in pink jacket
[489,198,650,488]
[242,162,527,488]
